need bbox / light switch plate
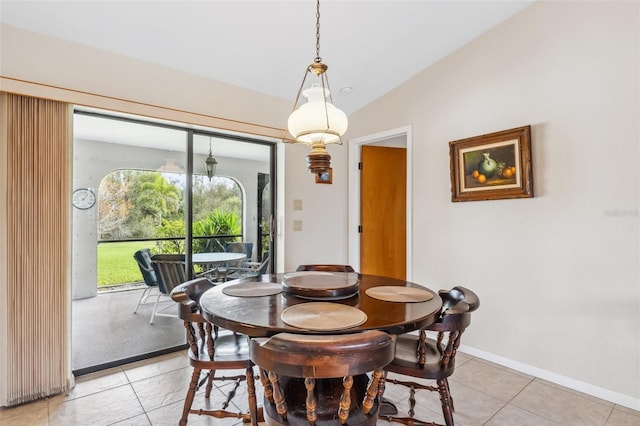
[293,220,302,231]
[293,199,302,210]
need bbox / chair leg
[216,266,228,282]
[381,377,442,426]
[180,367,201,426]
[205,369,216,398]
[408,385,417,419]
[444,378,454,413]
[437,378,454,426]
[133,287,150,314]
[149,293,161,324]
[246,366,259,426]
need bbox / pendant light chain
[314,0,321,63]
[284,0,348,176]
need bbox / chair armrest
[170,285,197,313]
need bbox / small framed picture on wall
[315,168,332,184]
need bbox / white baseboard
[459,344,640,412]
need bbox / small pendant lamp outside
[205,137,217,180]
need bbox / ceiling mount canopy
[284,0,348,176]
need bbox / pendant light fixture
[205,137,217,180]
[285,0,348,176]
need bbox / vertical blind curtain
[0,92,73,406]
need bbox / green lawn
[97,241,153,287]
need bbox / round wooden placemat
[365,286,434,303]
[222,282,283,297]
[281,302,367,331]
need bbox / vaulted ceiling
[1,1,534,115]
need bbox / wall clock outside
[72,188,96,210]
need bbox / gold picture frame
[315,168,332,184]
[449,125,533,202]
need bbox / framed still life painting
[449,125,533,202]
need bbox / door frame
[348,125,413,281]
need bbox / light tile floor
[1,351,638,426]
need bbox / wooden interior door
[360,145,406,280]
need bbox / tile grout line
[121,365,154,426]
[480,375,536,425]
[502,378,564,425]
[480,401,509,425]
[601,404,616,426]
[530,377,618,410]
[125,378,154,426]
[452,356,623,425]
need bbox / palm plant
[193,210,241,253]
[136,173,182,225]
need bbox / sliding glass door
[190,133,274,272]
[72,109,276,373]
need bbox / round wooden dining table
[199,272,443,425]
[200,271,442,336]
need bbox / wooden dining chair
[295,264,356,273]
[250,330,395,425]
[171,277,261,426]
[382,286,480,426]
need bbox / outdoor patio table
[192,252,246,277]
[192,252,246,266]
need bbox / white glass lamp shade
[287,85,348,144]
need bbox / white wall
[0,25,289,137]
[348,0,639,405]
[283,142,349,272]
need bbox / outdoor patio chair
[205,241,256,281]
[224,241,254,262]
[224,251,270,281]
[148,254,195,324]
[132,248,160,314]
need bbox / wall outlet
[293,220,303,231]
[293,199,302,210]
